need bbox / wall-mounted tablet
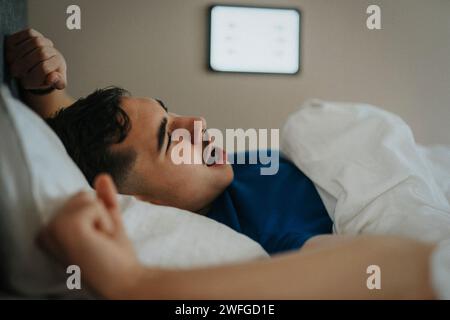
[209,5,301,75]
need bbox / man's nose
[172,116,207,143]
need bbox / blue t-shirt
[207,151,333,255]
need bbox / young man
[7,28,333,255]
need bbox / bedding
[281,100,450,298]
[281,99,450,242]
[0,86,268,297]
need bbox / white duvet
[281,100,450,241]
[281,99,450,298]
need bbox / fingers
[8,36,54,63]
[46,71,67,90]
[95,174,118,211]
[6,28,43,48]
[5,29,45,63]
[15,50,67,90]
[94,174,125,235]
[57,191,115,236]
[24,55,67,89]
[6,28,67,90]
[10,46,57,78]
[38,180,126,265]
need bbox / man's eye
[166,132,172,152]
[156,99,167,112]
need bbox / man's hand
[38,174,143,298]
[6,28,67,91]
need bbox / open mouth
[203,139,227,167]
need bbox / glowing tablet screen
[209,6,300,74]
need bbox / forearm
[21,89,75,119]
[108,235,435,300]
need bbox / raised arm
[132,235,434,300]
[39,174,436,300]
[6,28,74,118]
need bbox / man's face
[112,96,233,213]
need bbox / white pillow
[0,86,268,297]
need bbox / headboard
[0,0,27,296]
[0,0,27,97]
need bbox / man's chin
[214,162,234,186]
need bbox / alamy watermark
[366,5,382,30]
[66,265,81,290]
[169,121,280,175]
[65,4,382,33]
[366,264,381,290]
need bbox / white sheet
[281,99,450,298]
[281,99,450,242]
[120,195,269,269]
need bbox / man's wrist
[103,264,150,299]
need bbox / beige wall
[29,0,450,145]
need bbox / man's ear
[94,174,119,213]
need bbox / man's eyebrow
[156,99,168,113]
[157,116,168,152]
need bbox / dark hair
[46,86,137,188]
